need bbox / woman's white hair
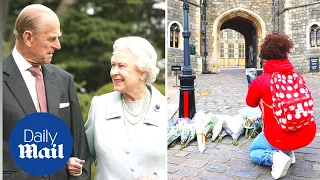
[113,36,160,84]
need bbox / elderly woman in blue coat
[67,37,166,180]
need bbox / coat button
[125,149,130,154]
[130,167,134,172]
[154,104,160,111]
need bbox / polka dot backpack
[267,70,314,131]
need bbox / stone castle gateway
[167,0,320,74]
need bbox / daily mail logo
[10,113,73,176]
[18,129,64,159]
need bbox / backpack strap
[260,99,272,109]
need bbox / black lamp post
[179,0,196,119]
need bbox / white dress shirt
[12,46,41,112]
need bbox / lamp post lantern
[179,0,196,119]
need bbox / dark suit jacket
[3,53,91,180]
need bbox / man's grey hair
[113,36,160,84]
[13,4,58,40]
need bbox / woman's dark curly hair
[260,33,293,60]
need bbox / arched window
[170,23,180,48]
[317,28,320,47]
[310,28,316,47]
[309,24,320,47]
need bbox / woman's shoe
[283,150,296,164]
[271,151,292,179]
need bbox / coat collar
[3,53,37,115]
[3,53,60,116]
[105,84,164,127]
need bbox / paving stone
[187,152,212,160]
[175,167,201,178]
[183,159,208,168]
[237,137,252,146]
[212,150,230,156]
[226,158,256,169]
[183,146,200,152]
[304,154,320,162]
[228,151,249,160]
[314,136,320,143]
[168,156,187,165]
[168,163,180,174]
[256,173,274,180]
[198,171,235,180]
[215,144,241,151]
[189,140,198,146]
[219,137,234,144]
[207,142,218,149]
[313,163,320,171]
[208,154,231,164]
[256,164,271,173]
[175,151,190,157]
[168,149,180,156]
[225,166,260,179]
[295,147,319,155]
[306,142,320,149]
[203,148,219,155]
[169,145,181,150]
[168,174,184,180]
[290,167,318,178]
[292,152,303,161]
[291,160,312,169]
[204,163,227,173]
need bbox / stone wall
[167,0,201,75]
[168,0,320,74]
[279,0,320,73]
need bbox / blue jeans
[249,132,278,166]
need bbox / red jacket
[246,59,316,150]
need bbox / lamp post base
[178,74,196,119]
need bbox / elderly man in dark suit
[3,4,91,180]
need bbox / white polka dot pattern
[268,71,314,131]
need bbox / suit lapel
[42,64,60,116]
[3,53,36,115]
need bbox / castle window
[170,23,180,48]
[227,29,233,39]
[309,24,320,47]
[310,28,316,47]
[228,43,234,58]
[220,31,224,40]
[239,44,245,58]
[220,43,224,58]
[317,28,320,47]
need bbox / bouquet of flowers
[243,117,263,139]
[178,120,196,150]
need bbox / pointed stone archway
[210,8,266,72]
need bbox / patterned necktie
[28,66,47,112]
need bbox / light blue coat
[85,84,166,180]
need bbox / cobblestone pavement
[167,69,320,180]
